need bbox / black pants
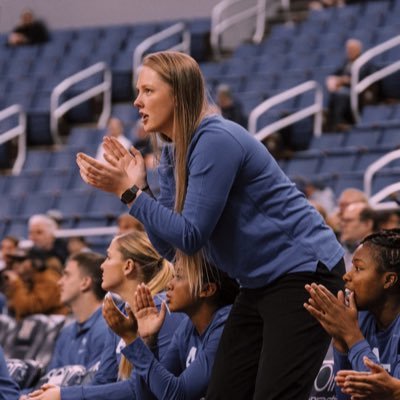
[206,259,345,400]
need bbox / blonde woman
[29,230,184,400]
[77,51,345,400]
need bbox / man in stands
[46,251,108,371]
[339,202,375,270]
[28,214,69,265]
[7,9,49,46]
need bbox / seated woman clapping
[103,261,239,400]
[304,229,400,400]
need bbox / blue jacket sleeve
[130,132,243,255]
[0,347,19,400]
[122,322,223,400]
[90,328,120,385]
[61,378,136,400]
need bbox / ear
[123,259,136,277]
[80,276,92,292]
[384,273,398,289]
[199,282,218,299]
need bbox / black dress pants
[206,259,345,400]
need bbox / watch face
[121,186,139,204]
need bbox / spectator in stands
[7,9,49,46]
[3,248,67,320]
[0,346,19,400]
[66,236,91,255]
[305,229,400,400]
[309,0,345,10]
[28,230,184,400]
[28,214,69,265]
[374,209,400,231]
[46,252,107,371]
[117,213,144,234]
[131,120,155,169]
[326,39,376,131]
[96,118,132,164]
[328,188,369,235]
[215,84,246,127]
[103,261,239,399]
[76,51,345,399]
[0,235,19,271]
[340,202,375,271]
[336,356,400,399]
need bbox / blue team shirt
[334,311,400,400]
[60,293,185,400]
[47,307,107,371]
[130,115,344,288]
[0,346,19,400]
[122,305,230,400]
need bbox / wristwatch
[120,185,140,204]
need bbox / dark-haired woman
[103,262,239,400]
[305,229,400,400]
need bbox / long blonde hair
[113,230,174,380]
[142,51,212,296]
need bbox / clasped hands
[76,136,147,198]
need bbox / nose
[343,270,351,283]
[133,93,142,108]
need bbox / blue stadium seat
[308,133,345,151]
[318,150,358,174]
[333,171,364,197]
[343,129,382,149]
[52,189,92,218]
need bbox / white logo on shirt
[186,346,197,367]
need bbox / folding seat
[285,152,323,176]
[372,168,400,194]
[199,62,225,80]
[49,149,78,170]
[23,149,52,172]
[308,133,345,151]
[6,171,40,196]
[0,194,22,220]
[18,191,57,218]
[52,188,92,219]
[318,149,358,174]
[35,169,73,193]
[379,127,400,150]
[360,105,393,126]
[67,126,104,149]
[86,190,126,218]
[354,149,391,172]
[111,103,139,126]
[242,73,278,96]
[333,171,364,198]
[4,219,28,239]
[343,129,381,150]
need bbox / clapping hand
[76,137,147,198]
[27,384,60,400]
[133,283,167,340]
[102,293,138,345]
[336,357,399,400]
[304,283,362,352]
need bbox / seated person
[28,230,184,400]
[305,229,400,399]
[0,345,19,400]
[104,261,239,399]
[96,118,131,163]
[46,252,107,371]
[28,214,69,265]
[215,84,246,127]
[7,9,49,46]
[3,248,68,320]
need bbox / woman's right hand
[102,294,138,345]
[133,283,167,340]
[76,137,147,197]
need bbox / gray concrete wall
[0,0,217,33]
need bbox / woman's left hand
[102,294,138,345]
[304,283,363,349]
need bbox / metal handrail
[50,62,112,144]
[351,35,400,122]
[364,148,400,198]
[248,80,323,142]
[211,0,267,59]
[132,22,191,90]
[0,104,27,175]
[369,182,400,210]
[55,226,118,238]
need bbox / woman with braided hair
[304,228,400,400]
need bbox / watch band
[120,185,139,204]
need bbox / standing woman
[77,51,345,399]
